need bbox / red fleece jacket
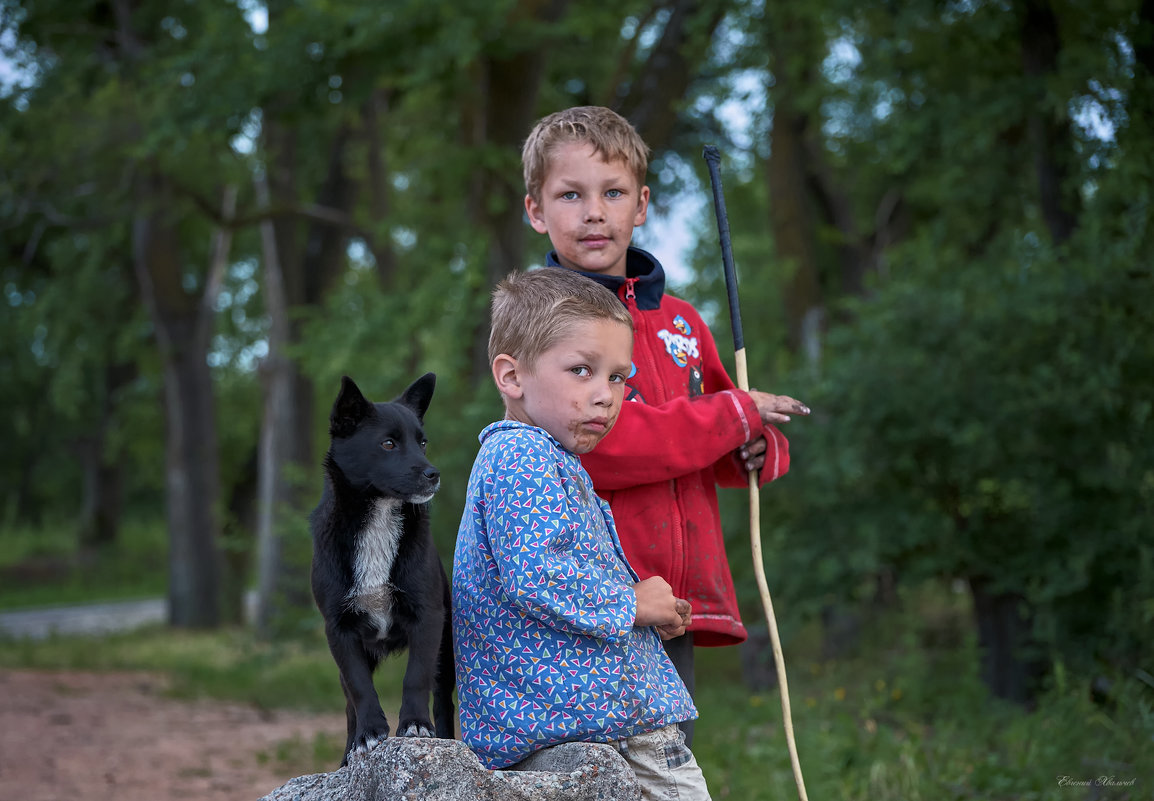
[547,250,790,646]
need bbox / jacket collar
[480,419,579,460]
[544,247,666,311]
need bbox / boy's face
[499,319,633,454]
[525,142,649,278]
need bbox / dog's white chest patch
[349,498,403,638]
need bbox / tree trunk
[253,169,301,638]
[1020,0,1079,245]
[363,87,400,291]
[253,109,360,636]
[612,0,725,152]
[463,9,566,386]
[132,173,228,628]
[968,575,1045,705]
[1123,0,1154,251]
[78,361,136,553]
[767,99,824,355]
[222,447,258,625]
[761,1,831,356]
[762,0,887,354]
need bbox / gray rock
[259,737,640,801]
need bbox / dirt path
[0,669,346,801]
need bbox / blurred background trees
[2,0,1150,705]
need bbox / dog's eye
[420,439,428,452]
[381,440,396,451]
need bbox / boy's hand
[656,598,693,641]
[634,577,691,639]
[748,390,810,426]
[740,392,810,472]
[739,436,770,473]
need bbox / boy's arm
[582,318,789,489]
[581,390,767,489]
[485,446,637,642]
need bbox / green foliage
[0,517,167,608]
[768,232,1153,669]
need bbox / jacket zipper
[622,278,637,305]
[622,277,687,596]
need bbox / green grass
[0,517,168,608]
[691,609,1152,801]
[0,621,373,712]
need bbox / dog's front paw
[350,721,391,759]
[397,719,434,738]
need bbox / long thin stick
[703,145,809,801]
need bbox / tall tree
[3,0,260,626]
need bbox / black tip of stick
[702,145,745,353]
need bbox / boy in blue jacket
[453,267,713,799]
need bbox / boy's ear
[525,194,549,234]
[491,354,524,400]
[633,185,651,227]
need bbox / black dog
[309,373,455,765]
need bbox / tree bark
[763,3,826,355]
[131,173,227,628]
[252,108,361,636]
[363,87,400,291]
[968,576,1045,705]
[1020,0,1080,245]
[612,0,726,153]
[78,360,137,552]
[463,0,571,386]
[253,170,297,638]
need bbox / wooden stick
[705,146,809,801]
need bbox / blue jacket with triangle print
[452,421,697,769]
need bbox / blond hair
[521,106,650,203]
[489,268,633,373]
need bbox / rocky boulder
[258,738,640,801]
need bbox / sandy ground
[0,669,346,801]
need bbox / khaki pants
[612,724,712,801]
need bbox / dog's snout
[422,466,440,482]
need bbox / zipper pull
[623,278,637,302]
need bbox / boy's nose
[584,201,605,222]
[592,380,614,406]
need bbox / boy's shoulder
[477,421,570,469]
[651,290,711,332]
[657,289,702,315]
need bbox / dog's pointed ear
[399,372,436,421]
[331,376,373,438]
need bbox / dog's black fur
[309,373,455,766]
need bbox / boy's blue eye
[606,189,623,199]
[571,366,591,377]
[561,191,578,201]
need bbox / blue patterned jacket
[452,421,697,769]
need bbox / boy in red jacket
[521,106,809,744]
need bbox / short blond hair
[489,268,633,373]
[522,106,650,203]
